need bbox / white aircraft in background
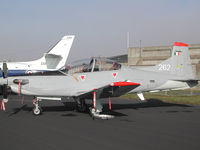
[0,35,75,77]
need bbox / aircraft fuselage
[4,66,197,98]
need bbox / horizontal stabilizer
[174,78,200,82]
[45,53,62,58]
[44,53,62,69]
[173,79,199,88]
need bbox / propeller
[1,62,9,111]
[2,62,9,100]
[0,62,29,111]
[2,61,8,78]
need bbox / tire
[77,103,87,112]
[33,106,42,116]
[76,98,87,112]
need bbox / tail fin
[45,35,75,69]
[31,35,75,70]
[153,42,194,79]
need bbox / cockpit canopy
[67,57,121,74]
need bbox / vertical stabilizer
[30,35,75,70]
[153,42,194,79]
[46,35,75,69]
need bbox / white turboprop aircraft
[0,42,199,120]
[0,35,75,77]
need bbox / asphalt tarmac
[0,95,200,150]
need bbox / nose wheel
[32,97,42,116]
[33,106,42,115]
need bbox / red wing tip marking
[174,42,188,47]
[110,82,140,86]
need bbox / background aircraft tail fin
[32,35,75,70]
[153,42,194,79]
[45,35,75,69]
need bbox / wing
[77,81,140,99]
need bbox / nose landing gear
[32,97,42,116]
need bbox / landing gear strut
[76,98,87,112]
[89,90,114,120]
[33,97,42,116]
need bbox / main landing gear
[32,97,42,116]
[75,98,87,112]
[89,90,114,120]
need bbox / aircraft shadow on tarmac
[9,104,76,117]
[8,98,191,117]
[109,98,191,110]
[9,103,127,117]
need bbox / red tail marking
[174,42,188,47]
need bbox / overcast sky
[0,0,200,63]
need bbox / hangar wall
[128,44,200,78]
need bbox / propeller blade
[1,85,8,111]
[2,61,8,78]
[1,62,9,112]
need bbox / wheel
[33,106,42,116]
[77,103,87,112]
[62,102,68,107]
[76,99,87,112]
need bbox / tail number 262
[158,64,171,71]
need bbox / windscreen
[67,57,121,74]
